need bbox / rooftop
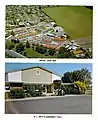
[5,66,62,77]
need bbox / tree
[16,42,24,53]
[53,80,61,89]
[53,24,58,27]
[58,51,75,58]
[39,6,41,10]
[26,40,30,48]
[62,72,73,83]
[5,40,15,50]
[36,45,47,54]
[11,39,20,44]
[36,45,40,52]
[61,68,92,87]
[59,47,68,53]
[58,47,75,58]
[23,51,26,56]
[80,68,92,84]
[74,81,87,94]
[72,68,91,83]
[11,30,15,36]
[85,51,92,58]
[48,48,56,55]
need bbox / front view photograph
[5,63,92,114]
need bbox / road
[5,95,92,114]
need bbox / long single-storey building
[5,66,61,93]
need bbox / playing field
[42,6,93,39]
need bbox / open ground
[43,6,93,39]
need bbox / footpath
[5,94,91,102]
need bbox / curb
[5,95,92,102]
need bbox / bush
[74,81,87,94]
[53,80,61,89]
[23,84,43,97]
[60,85,80,95]
[5,40,15,50]
[25,93,32,97]
[5,92,9,99]
[15,42,25,53]
[48,48,56,55]
[10,89,26,99]
[57,89,64,96]
[26,40,30,48]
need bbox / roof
[53,37,65,41]
[5,66,61,77]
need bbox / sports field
[42,6,93,39]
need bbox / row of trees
[57,47,75,58]
[5,40,76,58]
[62,68,92,86]
[5,40,57,57]
[35,45,56,56]
[6,40,91,58]
[53,68,91,95]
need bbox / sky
[5,63,92,76]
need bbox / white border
[0,0,98,120]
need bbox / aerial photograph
[5,5,93,58]
[5,63,92,114]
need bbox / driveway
[5,95,92,114]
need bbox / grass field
[42,6,93,39]
[23,48,57,58]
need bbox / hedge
[10,88,26,99]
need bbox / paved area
[5,95,92,114]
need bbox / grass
[23,48,57,58]
[23,48,42,58]
[42,6,93,39]
[48,29,55,34]
[39,26,46,30]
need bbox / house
[5,66,61,93]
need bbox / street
[5,95,92,114]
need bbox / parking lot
[5,95,92,114]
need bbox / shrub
[74,81,87,94]
[10,89,26,99]
[60,85,80,95]
[53,80,61,89]
[15,42,25,53]
[23,84,43,97]
[57,89,62,96]
[5,40,15,50]
[25,93,32,97]
[5,92,9,99]
[26,40,30,48]
[48,48,56,56]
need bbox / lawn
[23,48,43,58]
[23,48,57,58]
[42,6,93,39]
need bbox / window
[36,70,40,75]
